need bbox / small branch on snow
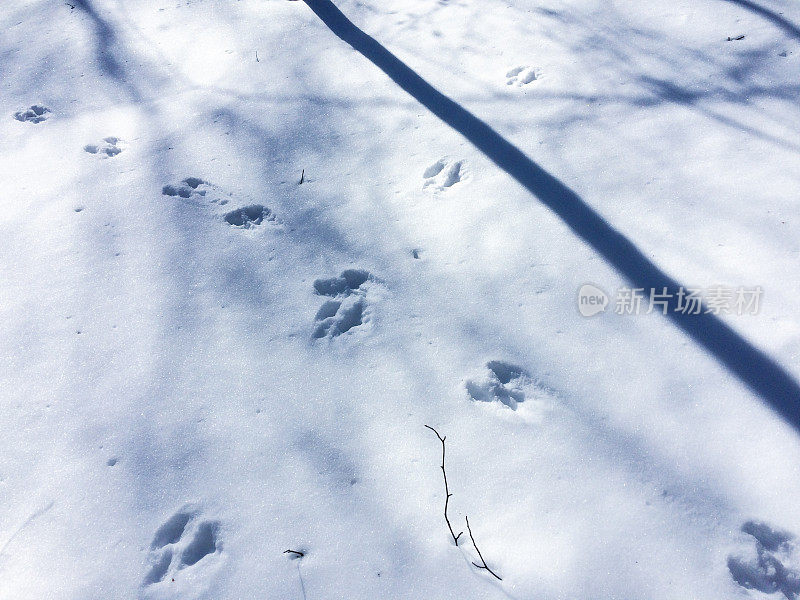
[726,35,745,41]
[424,425,463,546]
[465,515,502,581]
[299,169,305,185]
[284,549,305,559]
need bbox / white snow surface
[2,0,800,598]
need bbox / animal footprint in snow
[162,177,236,208]
[466,361,529,409]
[162,178,280,231]
[506,66,539,86]
[84,136,124,158]
[312,269,375,339]
[14,105,50,123]
[466,361,553,412]
[728,521,800,598]
[162,177,212,200]
[423,158,467,190]
[224,205,274,228]
[143,506,222,588]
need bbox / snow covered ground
[2,0,800,598]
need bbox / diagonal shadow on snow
[303,0,800,430]
[721,0,800,41]
[73,0,130,85]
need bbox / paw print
[728,520,800,598]
[465,361,532,409]
[162,177,211,200]
[84,137,125,158]
[312,269,375,339]
[505,66,539,86]
[465,361,555,415]
[143,505,222,588]
[14,105,50,123]
[224,205,274,228]
[161,178,282,231]
[422,158,467,190]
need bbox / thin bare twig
[284,549,305,558]
[424,425,463,545]
[465,515,502,580]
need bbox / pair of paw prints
[505,66,540,86]
[312,269,375,339]
[144,506,222,588]
[14,105,50,123]
[84,136,124,158]
[728,520,800,598]
[423,158,467,190]
[466,361,553,412]
[162,177,275,229]
[162,177,217,201]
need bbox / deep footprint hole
[314,270,370,296]
[181,521,220,567]
[486,360,527,385]
[333,298,365,336]
[144,547,173,585]
[315,299,342,321]
[162,185,182,197]
[151,510,195,549]
[423,159,446,178]
[183,177,204,189]
[224,205,271,227]
[341,269,370,289]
